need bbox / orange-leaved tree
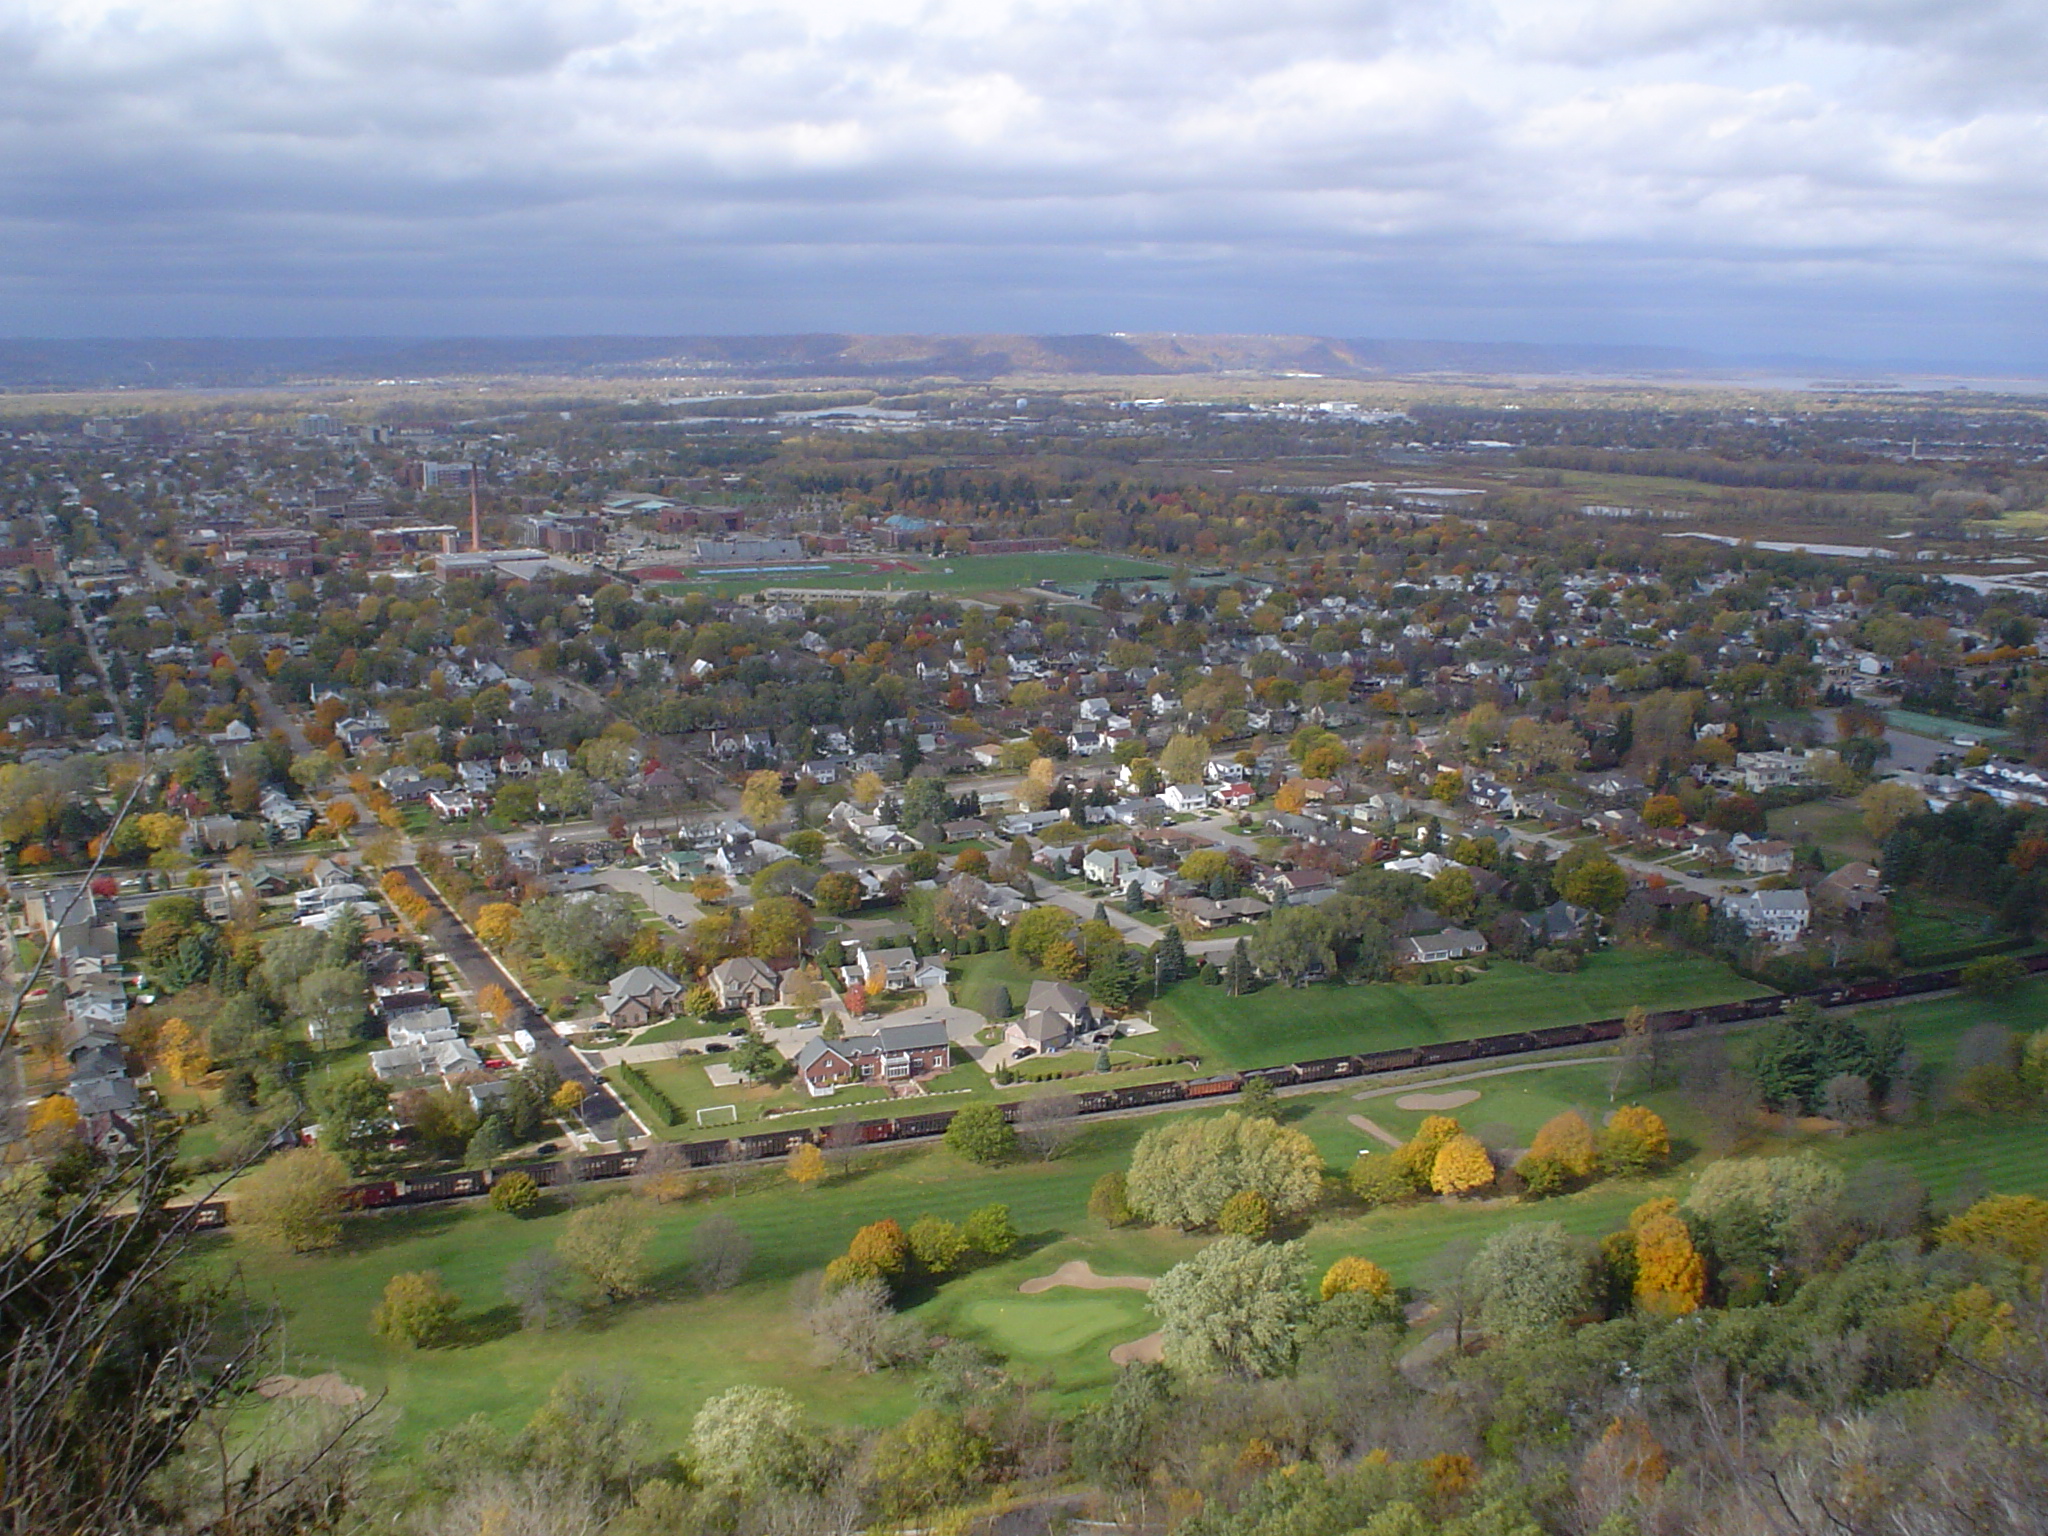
[1628,1198,1704,1315]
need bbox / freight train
[180,952,2040,1227]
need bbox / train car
[347,1180,400,1209]
[890,1112,958,1140]
[858,1118,898,1144]
[1106,1079,1191,1109]
[1292,1056,1359,1084]
[185,1201,230,1230]
[736,1130,804,1161]
[1183,1074,1243,1100]
[681,1139,732,1167]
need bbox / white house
[1160,783,1211,814]
[1718,889,1811,945]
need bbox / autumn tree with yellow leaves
[1430,1133,1496,1197]
[1321,1255,1394,1300]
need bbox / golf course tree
[688,1385,836,1499]
[1126,1111,1323,1229]
[1150,1236,1310,1378]
[1514,1110,1600,1197]
[371,1269,461,1348]
[236,1146,353,1253]
[1746,999,1904,1113]
[944,1101,1018,1165]
[556,1196,654,1304]
[1467,1223,1593,1341]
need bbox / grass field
[654,552,1171,600]
[1150,950,1770,1070]
[1891,895,2008,965]
[1884,709,2008,745]
[1766,800,1876,868]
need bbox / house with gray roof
[793,1019,953,1096]
[601,965,685,1028]
[1009,980,1095,1053]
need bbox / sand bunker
[1110,1331,1165,1366]
[1020,1259,1154,1294]
[1394,1089,1481,1112]
[1347,1114,1403,1148]
[255,1373,366,1407]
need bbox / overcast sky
[3,0,2045,368]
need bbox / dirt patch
[1347,1114,1403,1148]
[1020,1260,1154,1295]
[1109,1331,1165,1366]
[254,1373,366,1407]
[1394,1089,1481,1112]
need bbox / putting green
[957,1293,1150,1358]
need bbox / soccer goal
[695,1104,739,1128]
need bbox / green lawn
[211,1119,1168,1449]
[630,1014,725,1046]
[1891,895,2009,965]
[1150,949,1770,1071]
[1765,800,1875,868]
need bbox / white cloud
[0,0,2042,362]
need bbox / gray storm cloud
[0,0,2043,365]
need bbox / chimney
[470,466,482,553]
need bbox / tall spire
[470,463,481,552]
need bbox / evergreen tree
[466,1113,511,1168]
[1154,926,1189,986]
[1227,937,1255,996]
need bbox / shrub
[1320,1255,1393,1300]
[1528,1110,1599,1179]
[490,1171,541,1214]
[1961,954,2026,998]
[1598,1105,1670,1175]
[1216,1189,1273,1239]
[961,1203,1019,1258]
[1347,1156,1416,1209]
[846,1219,910,1278]
[906,1215,967,1275]
[371,1270,460,1348]
[1392,1116,1463,1187]
[1513,1152,1573,1198]
[1088,1171,1134,1227]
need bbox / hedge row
[615,1065,681,1128]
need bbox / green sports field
[654,551,1170,600]
[1150,950,1770,1071]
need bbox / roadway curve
[384,864,629,1141]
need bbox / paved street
[386,864,637,1143]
